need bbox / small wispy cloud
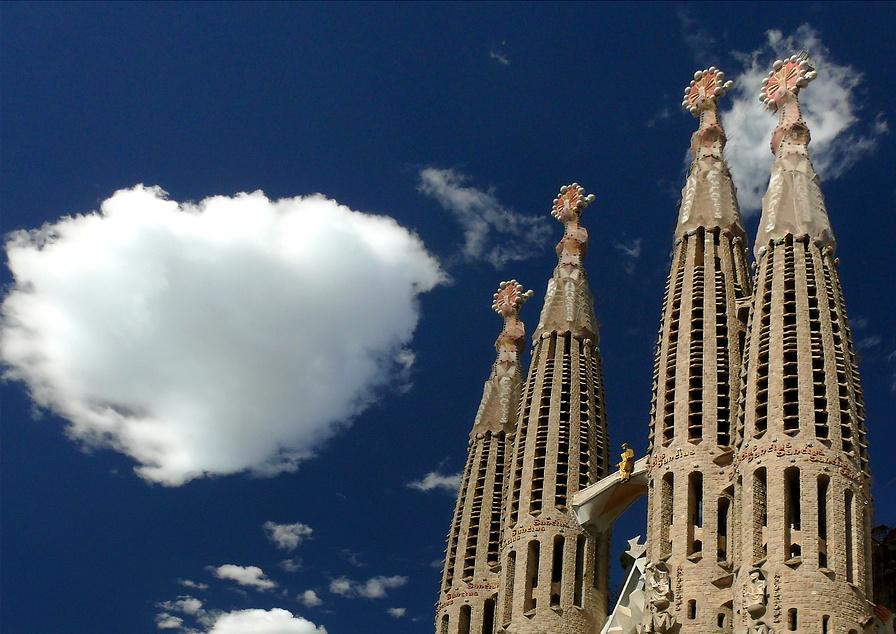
[722,24,887,214]
[329,575,408,599]
[407,470,462,494]
[613,238,643,275]
[279,558,302,573]
[489,41,510,66]
[299,589,323,608]
[857,335,882,350]
[646,107,672,128]
[888,350,896,393]
[263,521,313,551]
[417,168,551,268]
[176,578,209,591]
[490,50,510,66]
[211,565,276,591]
[677,7,718,63]
[387,608,407,618]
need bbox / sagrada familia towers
[435,54,876,633]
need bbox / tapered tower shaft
[436,281,534,634]
[733,54,873,632]
[498,184,610,634]
[642,68,752,633]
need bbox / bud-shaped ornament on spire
[675,66,745,239]
[754,52,834,256]
[491,279,534,370]
[535,183,599,341]
[551,182,595,269]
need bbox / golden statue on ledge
[618,442,635,482]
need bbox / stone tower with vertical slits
[732,54,873,633]
[642,67,752,633]
[436,280,534,634]
[497,184,610,634]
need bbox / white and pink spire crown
[491,280,534,366]
[753,52,835,256]
[550,183,596,268]
[681,66,734,116]
[674,66,745,239]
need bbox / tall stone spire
[733,54,873,632]
[534,183,599,342]
[436,281,533,634]
[498,184,610,634]
[642,67,752,633]
[676,67,745,240]
[754,52,834,256]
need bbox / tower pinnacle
[676,67,745,240]
[535,184,599,341]
[754,52,834,256]
[491,280,534,371]
[551,183,596,268]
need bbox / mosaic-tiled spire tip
[758,51,817,112]
[491,279,534,318]
[681,66,734,115]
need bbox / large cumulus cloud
[1,185,443,485]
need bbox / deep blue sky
[2,3,895,633]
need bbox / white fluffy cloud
[387,608,407,618]
[0,186,443,485]
[263,521,313,551]
[298,590,323,608]
[328,575,408,599]
[212,565,276,590]
[418,168,551,267]
[407,470,461,493]
[722,25,887,213]
[207,609,326,634]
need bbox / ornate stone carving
[744,568,768,618]
[675,67,744,240]
[639,563,678,633]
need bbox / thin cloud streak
[418,168,551,268]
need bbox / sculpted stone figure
[744,569,768,617]
[639,564,677,633]
[747,620,774,633]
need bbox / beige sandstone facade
[497,184,610,634]
[732,54,873,633]
[436,280,534,634]
[643,67,752,633]
[435,54,875,634]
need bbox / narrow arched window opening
[524,541,540,613]
[818,476,829,568]
[458,605,471,634]
[687,599,697,620]
[688,472,704,555]
[787,608,797,631]
[574,535,586,607]
[482,597,496,634]
[717,496,730,562]
[845,490,854,583]
[785,467,801,559]
[753,468,768,562]
[551,535,564,607]
[661,473,674,557]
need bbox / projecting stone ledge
[572,456,649,531]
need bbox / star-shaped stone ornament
[626,535,647,559]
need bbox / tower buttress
[643,67,751,633]
[436,280,533,634]
[733,53,873,633]
[498,184,610,634]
